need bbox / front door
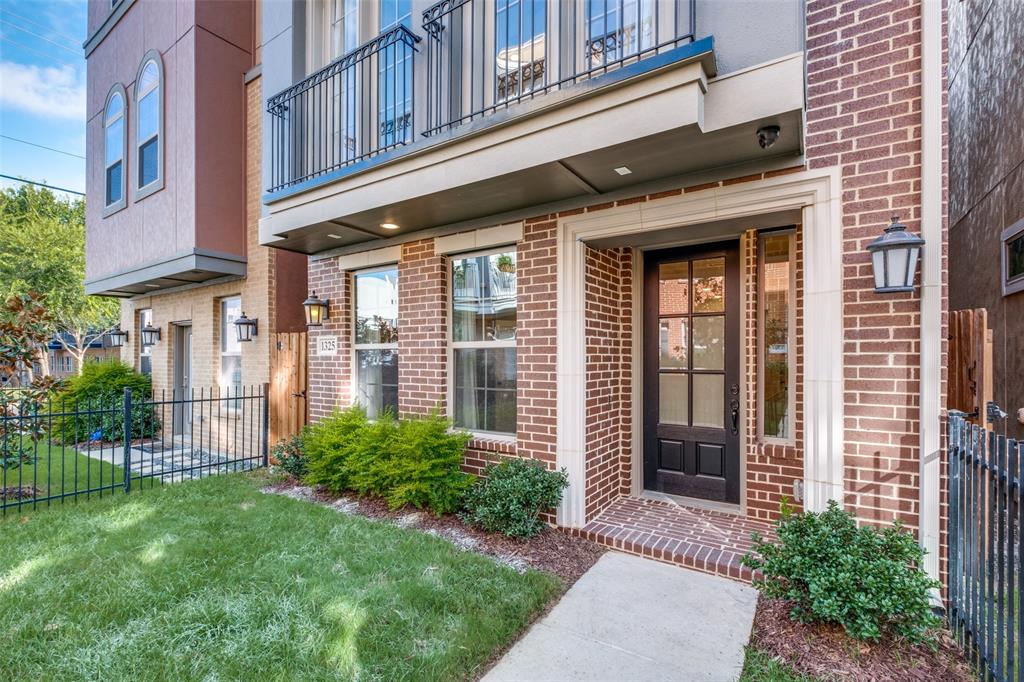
[172,324,193,438]
[644,241,740,503]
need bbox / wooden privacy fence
[949,308,993,422]
[269,332,307,446]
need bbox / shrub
[271,434,306,479]
[741,499,941,644]
[302,407,472,515]
[461,458,568,538]
[51,360,155,443]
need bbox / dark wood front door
[644,241,740,503]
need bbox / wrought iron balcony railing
[266,26,420,194]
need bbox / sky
[0,0,88,199]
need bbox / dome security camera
[756,125,781,149]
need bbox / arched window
[134,52,163,197]
[103,85,126,212]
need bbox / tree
[0,185,119,375]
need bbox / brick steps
[569,496,773,583]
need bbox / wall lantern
[866,215,925,293]
[107,328,129,348]
[140,322,161,346]
[234,312,258,342]
[303,291,330,327]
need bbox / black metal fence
[0,385,268,515]
[948,412,1022,681]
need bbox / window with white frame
[134,54,162,196]
[103,86,126,210]
[585,0,656,68]
[309,0,360,72]
[451,249,517,435]
[138,308,152,376]
[758,230,796,441]
[220,297,242,398]
[353,267,399,419]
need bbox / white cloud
[0,61,85,121]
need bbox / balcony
[261,0,805,255]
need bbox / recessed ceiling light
[145,283,160,288]
[380,222,400,230]
[613,166,632,175]
[327,233,342,239]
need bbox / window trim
[756,229,796,446]
[102,83,128,217]
[351,264,400,418]
[447,246,518,441]
[132,50,164,202]
[219,296,243,403]
[1002,217,1024,297]
[137,308,153,375]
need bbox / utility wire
[0,174,85,196]
[0,20,80,55]
[0,9,82,45]
[0,134,85,160]
[1,37,75,64]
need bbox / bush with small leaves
[461,458,568,538]
[741,499,941,644]
[271,434,306,479]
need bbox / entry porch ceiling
[264,108,802,256]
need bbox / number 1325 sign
[317,337,338,356]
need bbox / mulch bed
[1,485,41,500]
[750,596,972,681]
[261,480,606,585]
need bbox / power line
[0,9,82,44]
[0,20,80,56]
[1,37,75,64]
[0,174,84,196]
[0,134,85,160]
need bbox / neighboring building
[46,333,120,379]
[949,0,1024,439]
[83,0,308,401]
[258,1,947,580]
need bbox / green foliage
[302,406,473,515]
[271,435,306,479]
[461,458,569,538]
[741,499,941,644]
[51,360,155,443]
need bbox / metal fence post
[123,387,132,493]
[262,382,270,468]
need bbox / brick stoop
[568,496,773,583]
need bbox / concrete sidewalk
[484,552,757,682]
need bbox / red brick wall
[584,246,633,519]
[806,0,932,530]
[397,239,448,416]
[306,258,352,421]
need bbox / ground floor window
[220,297,242,397]
[354,267,399,419]
[758,230,795,441]
[138,308,152,376]
[451,249,517,435]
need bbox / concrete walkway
[484,552,757,682]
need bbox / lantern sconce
[234,312,258,343]
[107,328,129,348]
[140,322,161,346]
[303,291,330,327]
[866,215,925,294]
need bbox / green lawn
[2,439,125,508]
[0,472,562,680]
[741,647,819,682]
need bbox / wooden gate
[948,308,993,422]
[269,332,307,446]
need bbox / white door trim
[555,168,844,528]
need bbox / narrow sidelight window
[134,54,163,195]
[138,308,152,376]
[758,231,796,441]
[220,297,242,398]
[354,267,399,419]
[451,250,517,435]
[103,86,126,210]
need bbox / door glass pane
[692,316,724,370]
[659,318,687,369]
[692,258,725,312]
[761,233,792,438]
[658,262,689,315]
[692,374,724,428]
[659,373,688,425]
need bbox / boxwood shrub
[460,458,568,538]
[741,499,941,644]
[50,360,155,443]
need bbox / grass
[741,647,819,682]
[0,471,562,680]
[1,439,125,506]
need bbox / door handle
[291,390,306,398]
[730,399,740,434]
